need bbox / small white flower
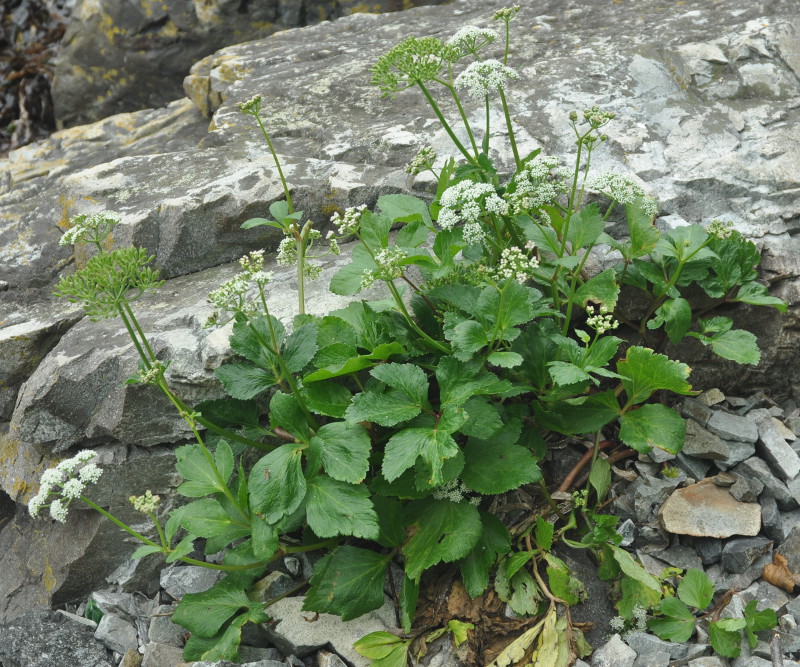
[61,478,85,500]
[405,146,437,175]
[276,237,297,266]
[75,450,97,463]
[331,205,367,237]
[492,246,540,284]
[492,5,520,21]
[239,250,265,274]
[447,26,498,55]
[438,181,508,233]
[50,498,69,523]
[587,172,658,217]
[40,468,65,489]
[455,59,519,99]
[586,306,618,334]
[55,458,80,475]
[78,463,103,484]
[28,492,47,517]
[462,221,486,245]
[707,219,734,240]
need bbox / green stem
[538,480,566,522]
[82,497,161,547]
[387,281,450,354]
[254,115,293,214]
[447,84,480,158]
[297,222,312,316]
[418,82,478,166]
[116,305,152,370]
[498,87,521,171]
[123,302,157,363]
[484,93,490,152]
[148,510,168,549]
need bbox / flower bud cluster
[586,304,618,334]
[330,205,367,237]
[492,244,540,284]
[137,359,167,385]
[405,146,437,175]
[707,219,735,240]
[586,172,659,217]
[130,489,161,514]
[455,59,519,99]
[438,181,509,233]
[237,95,262,116]
[360,247,407,289]
[28,450,103,523]
[582,105,615,127]
[447,25,498,56]
[492,5,520,21]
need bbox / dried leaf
[763,552,799,594]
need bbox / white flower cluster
[276,237,297,266]
[507,155,569,212]
[130,489,160,514]
[586,304,618,334]
[360,247,407,289]
[331,205,367,236]
[438,181,508,244]
[587,172,658,217]
[59,212,120,247]
[492,244,540,284]
[707,219,734,240]
[206,252,274,325]
[28,450,103,523]
[447,25,498,55]
[405,146,437,175]
[432,478,481,506]
[455,59,519,99]
[582,105,615,127]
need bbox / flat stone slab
[659,478,761,538]
[706,411,759,444]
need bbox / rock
[249,571,300,603]
[707,552,773,592]
[632,650,670,667]
[682,419,729,460]
[687,657,727,667]
[0,610,114,666]
[631,474,683,523]
[732,457,797,511]
[119,649,143,667]
[740,581,791,613]
[659,479,761,538]
[674,452,712,481]
[729,474,764,502]
[720,536,773,574]
[693,537,723,566]
[141,642,185,667]
[261,596,397,665]
[94,612,139,654]
[777,525,800,572]
[696,388,725,407]
[624,630,688,660]
[590,634,636,667]
[651,544,703,571]
[761,495,785,542]
[147,605,182,648]
[317,651,349,667]
[751,408,800,480]
[679,398,713,427]
[706,411,759,444]
[160,565,223,601]
[237,646,284,663]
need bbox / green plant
[37,6,787,665]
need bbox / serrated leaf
[345,390,422,427]
[625,200,660,257]
[230,314,284,367]
[708,622,742,658]
[166,534,196,563]
[567,203,605,250]
[382,426,460,486]
[709,329,761,365]
[461,437,542,494]
[282,322,318,373]
[182,618,243,662]
[305,475,379,539]
[619,403,685,455]
[611,546,660,592]
[370,363,429,406]
[175,444,229,497]
[547,361,591,386]
[618,346,693,405]
[436,356,501,407]
[303,546,388,620]
[196,398,262,431]
[251,514,278,560]
[459,397,503,439]
[589,457,612,503]
[648,597,696,643]
[378,193,433,227]
[311,421,370,484]
[172,578,250,637]
[459,512,511,598]
[617,575,662,619]
[534,390,620,436]
[180,498,247,539]
[677,568,715,610]
[732,281,787,313]
[744,600,777,648]
[402,499,482,581]
[329,244,377,295]
[574,269,619,310]
[269,391,311,442]
[655,297,692,343]
[215,362,276,400]
[303,380,352,418]
[445,317,488,361]
[546,565,583,606]
[248,444,306,524]
[488,351,524,368]
[536,517,554,552]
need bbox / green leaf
[378,193,433,227]
[329,244,377,295]
[402,499,482,581]
[655,297,692,343]
[182,618,243,662]
[312,421,371,484]
[459,512,511,598]
[574,269,619,310]
[648,597,696,643]
[241,216,281,230]
[131,545,163,560]
[269,391,311,442]
[196,398,262,432]
[677,569,715,610]
[617,346,693,405]
[180,499,246,539]
[459,397,503,439]
[617,575,662,619]
[436,357,501,407]
[305,475,379,539]
[619,404,686,455]
[354,632,411,667]
[445,317,488,361]
[589,457,612,503]
[175,444,229,497]
[547,361,591,387]
[488,351,524,368]
[166,534,196,563]
[251,514,278,560]
[610,546,660,592]
[625,200,660,258]
[303,380,352,418]
[215,362,276,400]
[345,390,422,427]
[535,517,554,552]
[382,426,460,487]
[172,578,250,637]
[370,363,429,407]
[399,573,419,633]
[708,622,742,658]
[710,329,761,365]
[732,281,787,312]
[303,546,388,620]
[744,600,777,648]
[248,444,306,524]
[461,437,542,494]
[546,565,583,606]
[373,496,406,548]
[567,203,605,250]
[230,314,283,367]
[282,322,318,373]
[505,551,534,579]
[534,390,620,436]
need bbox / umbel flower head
[371,36,460,98]
[60,212,120,248]
[206,251,274,326]
[455,59,519,99]
[54,247,164,320]
[447,25,498,56]
[28,450,103,523]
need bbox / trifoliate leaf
[461,437,541,494]
[567,203,605,250]
[619,403,685,455]
[382,426,459,486]
[744,599,777,648]
[172,578,250,638]
[617,346,693,405]
[677,568,715,610]
[248,444,306,524]
[708,622,742,658]
[303,546,389,620]
[305,475,379,539]
[402,499,482,581]
[311,421,371,484]
[647,597,695,643]
[459,512,511,598]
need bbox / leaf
[589,457,612,503]
[610,546,660,592]
[617,346,693,405]
[345,390,422,427]
[282,322,318,373]
[505,551,535,579]
[733,281,787,313]
[625,200,660,257]
[370,363,429,407]
[654,297,692,343]
[354,632,411,667]
[619,403,686,455]
[172,578,250,637]
[329,244,377,295]
[230,314,284,367]
[445,317,488,361]
[488,351,524,368]
[196,398,262,431]
[166,534,196,563]
[251,514,278,560]
[303,380,352,418]
[312,421,371,484]
[534,390,620,436]
[305,475,379,539]
[269,391,311,442]
[378,193,433,227]
[461,437,542,494]
[487,619,546,667]
[459,512,511,598]
[617,575,662,619]
[175,444,229,497]
[215,362,276,400]
[648,596,696,643]
[547,361,591,387]
[459,397,503,439]
[436,356,502,407]
[248,444,306,524]
[677,568,715,610]
[574,269,619,310]
[708,622,742,658]
[744,599,778,648]
[709,329,761,365]
[182,617,244,662]
[382,427,460,487]
[131,545,163,560]
[180,498,247,539]
[399,573,419,633]
[566,203,605,250]
[535,517,554,552]
[448,619,474,647]
[402,499,482,581]
[534,608,574,667]
[303,546,388,620]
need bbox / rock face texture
[51,0,452,127]
[1,0,800,625]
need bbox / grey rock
[777,525,800,572]
[787,592,800,621]
[147,605,182,648]
[697,388,726,407]
[89,590,137,623]
[693,537,723,566]
[687,658,727,667]
[707,552,773,592]
[714,440,757,470]
[732,457,797,510]
[624,630,688,660]
[680,399,713,427]
[751,408,800,481]
[674,452,712,481]
[729,474,764,502]
[590,634,636,667]
[261,596,396,665]
[250,571,300,603]
[317,651,349,667]
[55,609,98,630]
[740,581,791,613]
[720,536,773,573]
[237,647,284,663]
[683,419,728,460]
[632,650,670,667]
[140,642,184,667]
[94,612,139,654]
[760,495,784,542]
[119,648,143,667]
[160,565,223,601]
[706,411,759,444]
[618,518,636,547]
[191,661,286,667]
[0,610,113,667]
[651,544,703,571]
[631,474,682,523]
